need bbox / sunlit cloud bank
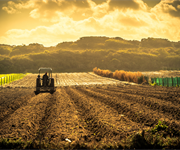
[2,0,35,14]
[0,0,180,46]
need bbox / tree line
[0,36,180,73]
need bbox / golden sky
[0,0,180,47]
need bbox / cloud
[2,0,92,22]
[0,16,100,46]
[109,0,139,10]
[119,15,148,27]
[149,0,180,40]
[108,0,147,11]
[29,8,40,19]
[99,8,157,31]
[1,0,180,46]
[91,0,107,5]
[2,0,35,14]
[166,0,180,18]
[2,0,148,22]
[142,0,161,8]
[151,0,180,19]
[88,0,109,18]
[0,6,171,47]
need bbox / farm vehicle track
[0,73,180,148]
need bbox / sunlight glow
[0,0,180,46]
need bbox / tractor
[35,67,55,94]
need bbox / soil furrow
[74,87,145,137]
[107,86,180,105]
[32,92,58,145]
[116,85,179,94]
[0,91,55,141]
[65,87,122,143]
[78,87,157,125]
[92,87,180,120]
[0,88,32,105]
[78,87,180,135]
[41,88,90,147]
[0,88,35,123]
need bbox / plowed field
[1,73,180,149]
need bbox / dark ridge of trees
[0,36,180,73]
[0,46,11,55]
[140,37,172,48]
[0,49,180,73]
[10,43,45,57]
[173,41,180,48]
[56,36,141,50]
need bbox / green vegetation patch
[0,73,27,85]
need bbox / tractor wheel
[50,90,54,94]
[36,78,41,87]
[50,78,55,94]
[50,78,54,87]
[35,90,40,95]
[36,78,41,94]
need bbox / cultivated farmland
[0,72,180,149]
[6,73,126,88]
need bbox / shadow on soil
[34,90,56,95]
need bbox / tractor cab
[36,67,55,94]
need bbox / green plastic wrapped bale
[167,78,172,87]
[154,78,157,84]
[163,78,168,87]
[156,78,160,85]
[151,78,155,84]
[173,77,177,87]
[159,78,163,86]
[178,77,180,87]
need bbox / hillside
[0,36,180,73]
